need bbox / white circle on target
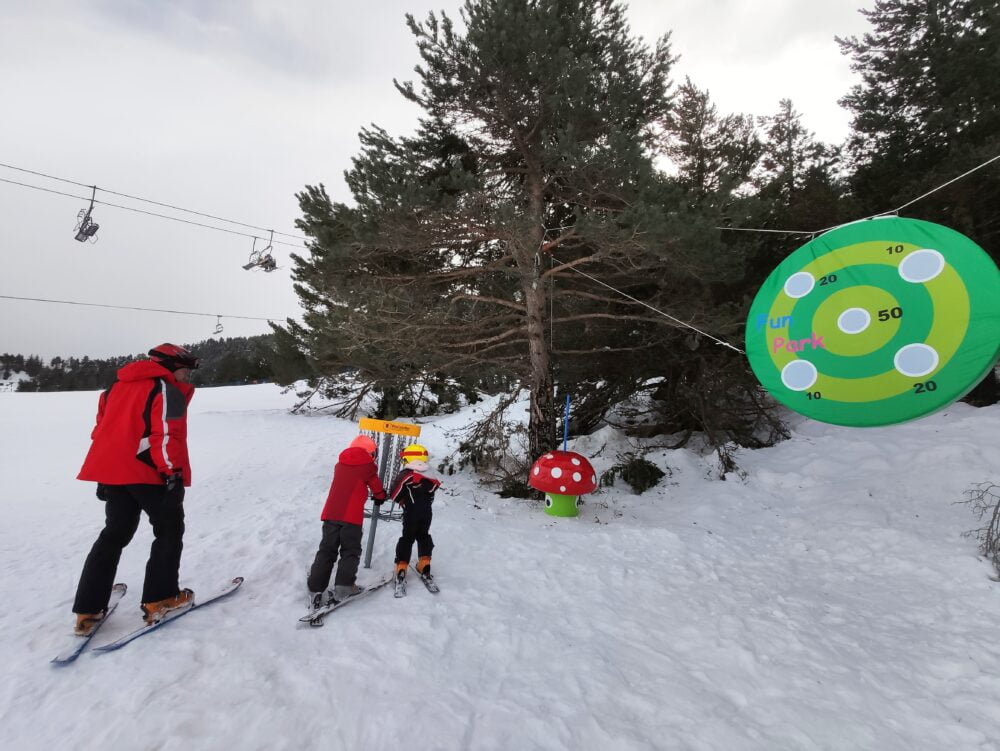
[784,272,815,299]
[893,343,939,377]
[781,360,819,391]
[837,307,871,334]
[899,249,945,283]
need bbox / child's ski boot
[393,562,407,598]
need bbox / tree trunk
[523,178,554,459]
[523,266,554,459]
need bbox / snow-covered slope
[2,384,999,751]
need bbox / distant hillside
[2,334,298,392]
[0,370,30,393]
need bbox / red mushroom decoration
[528,450,598,517]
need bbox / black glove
[95,484,111,502]
[161,472,183,492]
[372,493,386,507]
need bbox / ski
[301,577,392,627]
[51,583,127,666]
[92,577,244,654]
[394,575,407,598]
[411,566,440,594]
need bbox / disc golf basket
[359,418,422,568]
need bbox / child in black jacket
[390,444,441,582]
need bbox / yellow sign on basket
[358,418,422,437]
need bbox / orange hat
[349,435,377,455]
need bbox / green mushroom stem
[544,492,579,517]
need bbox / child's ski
[411,566,440,594]
[92,577,244,654]
[301,577,392,627]
[51,583,127,666]
[394,574,407,598]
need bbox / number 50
[877,307,903,321]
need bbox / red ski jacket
[77,360,195,487]
[320,446,387,525]
[388,466,441,517]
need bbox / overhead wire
[0,294,282,323]
[548,254,744,353]
[716,151,1000,238]
[812,151,1000,234]
[716,226,813,235]
[0,161,308,242]
[0,176,305,248]
[3,152,997,353]
[544,150,1000,354]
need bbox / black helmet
[148,343,200,371]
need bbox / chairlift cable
[0,294,281,322]
[0,177,305,249]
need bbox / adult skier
[71,344,199,634]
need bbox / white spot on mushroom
[544,453,554,459]
[551,467,563,478]
[533,467,540,475]
[571,457,581,466]
[591,475,596,484]
[559,485,566,492]
[572,472,582,482]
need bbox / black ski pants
[307,520,363,592]
[73,483,185,613]
[394,512,433,564]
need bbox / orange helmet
[349,435,377,456]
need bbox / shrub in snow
[600,453,667,494]
[963,481,1000,576]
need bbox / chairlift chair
[242,232,278,272]
[74,186,99,243]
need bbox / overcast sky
[0,0,872,360]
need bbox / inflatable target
[746,217,1000,427]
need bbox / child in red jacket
[306,435,386,606]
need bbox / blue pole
[562,393,570,451]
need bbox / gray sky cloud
[0,0,871,359]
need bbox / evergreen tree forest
[3,335,284,392]
[274,0,1000,470]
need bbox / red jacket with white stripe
[77,360,195,487]
[388,462,441,517]
[319,447,387,525]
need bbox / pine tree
[838,0,1000,406]
[838,0,1000,254]
[663,77,760,207]
[287,0,676,457]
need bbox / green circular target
[745,217,1000,427]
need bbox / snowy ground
[2,384,1000,751]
